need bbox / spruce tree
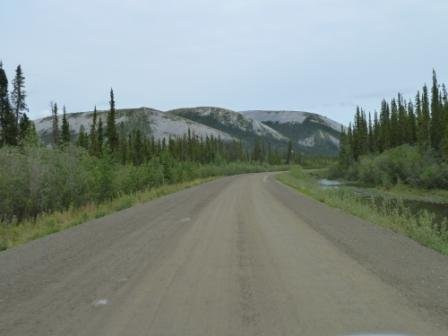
[10,65,27,127]
[373,111,380,152]
[77,125,88,149]
[338,127,353,167]
[379,100,390,151]
[51,102,60,147]
[252,138,262,162]
[368,112,373,153]
[419,85,431,150]
[97,117,104,155]
[390,99,399,147]
[407,102,417,144]
[106,88,119,152]
[89,106,98,156]
[0,64,17,146]
[21,121,39,146]
[397,94,407,145]
[61,106,71,145]
[430,70,443,150]
[18,113,31,144]
[132,129,143,165]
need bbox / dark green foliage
[89,106,99,156]
[18,113,31,143]
[10,65,27,126]
[430,70,443,150]
[51,102,60,147]
[419,85,431,149]
[106,89,119,152]
[97,117,104,155]
[0,62,293,225]
[345,145,448,189]
[77,125,88,149]
[61,106,71,145]
[0,65,18,146]
[0,145,287,223]
[337,70,448,190]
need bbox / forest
[336,70,448,189]
[0,62,290,227]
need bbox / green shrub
[337,145,448,189]
[0,145,287,226]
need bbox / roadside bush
[0,145,285,225]
[419,163,448,189]
[337,145,448,190]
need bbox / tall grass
[277,167,448,255]
[0,178,215,251]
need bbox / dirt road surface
[1,173,447,336]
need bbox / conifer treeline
[48,87,291,165]
[339,71,448,166]
[0,64,291,165]
[0,63,36,146]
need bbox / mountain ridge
[34,106,343,156]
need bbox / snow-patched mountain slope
[34,107,234,142]
[34,106,343,155]
[168,107,287,141]
[241,110,343,132]
[298,131,340,148]
[241,110,343,155]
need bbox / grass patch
[0,178,214,251]
[277,167,448,255]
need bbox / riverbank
[277,167,448,255]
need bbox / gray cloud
[2,0,448,124]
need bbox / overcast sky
[2,0,448,124]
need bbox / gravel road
[0,173,447,335]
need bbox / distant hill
[241,110,343,156]
[167,107,287,144]
[34,107,343,156]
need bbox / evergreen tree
[368,112,373,153]
[390,99,399,147]
[397,94,407,145]
[106,88,119,152]
[51,102,60,147]
[18,113,31,143]
[418,85,431,150]
[119,134,128,164]
[373,111,380,152]
[352,107,368,159]
[407,102,417,144]
[10,65,27,127]
[61,106,71,145]
[341,70,448,164]
[338,126,353,167]
[77,125,88,149]
[97,117,104,155]
[89,106,98,156]
[379,100,390,151]
[430,70,443,150]
[132,129,144,165]
[21,120,39,146]
[252,138,263,162]
[0,64,17,146]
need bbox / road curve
[0,173,447,336]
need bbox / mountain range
[34,107,344,156]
